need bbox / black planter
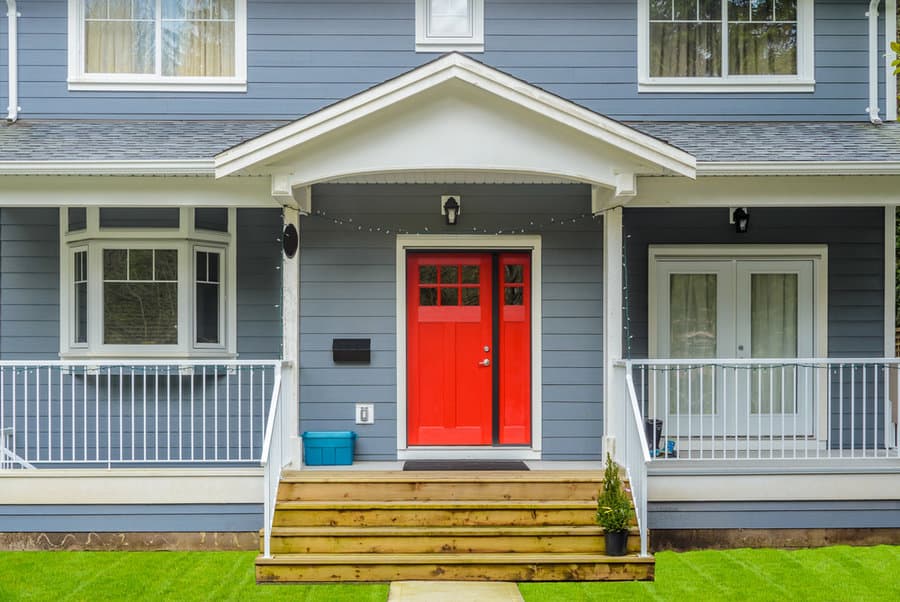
[604,530,629,557]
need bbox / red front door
[407,252,531,446]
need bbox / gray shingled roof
[629,121,900,163]
[2,119,900,164]
[0,120,290,162]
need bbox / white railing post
[615,360,652,558]
[260,360,290,559]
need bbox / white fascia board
[215,53,696,180]
[0,159,216,176]
[698,161,900,176]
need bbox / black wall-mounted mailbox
[332,338,371,363]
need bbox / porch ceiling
[214,54,697,198]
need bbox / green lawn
[0,547,898,602]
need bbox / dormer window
[67,0,247,91]
[638,0,814,92]
[416,0,484,52]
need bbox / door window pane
[461,265,480,284]
[750,273,798,413]
[440,287,459,306]
[420,288,437,306]
[440,266,458,284]
[419,265,438,284]
[462,288,480,306]
[669,274,717,413]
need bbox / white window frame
[59,207,238,359]
[67,0,248,92]
[415,0,484,53]
[637,0,815,93]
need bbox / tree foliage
[595,453,633,533]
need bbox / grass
[519,546,900,602]
[0,546,898,601]
[0,552,388,602]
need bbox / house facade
[1,0,900,556]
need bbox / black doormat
[403,460,529,471]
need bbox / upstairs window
[416,0,484,52]
[638,0,814,92]
[68,0,247,91]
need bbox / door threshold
[398,447,541,461]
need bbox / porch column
[602,205,623,459]
[282,203,302,466]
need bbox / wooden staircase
[255,470,654,582]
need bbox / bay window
[639,0,814,92]
[61,208,235,358]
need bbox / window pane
[649,0,671,20]
[440,266,458,284]
[207,253,220,282]
[196,251,207,282]
[461,265,480,284]
[103,249,127,280]
[104,282,178,344]
[419,287,437,306]
[129,249,153,280]
[699,0,722,20]
[100,208,180,229]
[162,19,235,76]
[750,0,775,21]
[504,287,523,306]
[155,250,178,281]
[650,23,722,77]
[163,0,234,20]
[728,0,751,21]
[669,273,717,414]
[84,20,155,74]
[194,208,228,232]
[85,0,108,20]
[775,0,797,20]
[68,208,87,232]
[462,287,480,306]
[419,265,438,284]
[440,287,458,306]
[672,0,696,20]
[428,0,472,37]
[750,273,799,414]
[74,251,88,345]
[729,23,797,75]
[196,283,220,344]
[504,264,523,284]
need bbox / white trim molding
[0,160,216,176]
[66,0,247,92]
[889,0,899,122]
[637,0,815,93]
[5,0,19,122]
[886,206,897,358]
[215,53,697,183]
[395,234,543,459]
[697,161,900,176]
[415,0,484,53]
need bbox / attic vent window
[416,0,484,53]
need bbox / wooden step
[272,500,597,527]
[262,525,640,555]
[277,470,605,502]
[256,552,655,582]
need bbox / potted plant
[596,452,633,557]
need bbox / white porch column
[281,203,303,466]
[602,204,623,459]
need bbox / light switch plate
[356,403,374,425]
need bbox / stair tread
[256,552,654,565]
[275,500,597,510]
[280,470,605,483]
[267,525,628,536]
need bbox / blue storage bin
[302,431,357,466]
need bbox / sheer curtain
[669,274,717,413]
[84,0,155,74]
[750,274,798,413]
[162,0,235,77]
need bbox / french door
[656,258,815,437]
[406,252,531,446]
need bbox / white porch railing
[0,360,280,468]
[616,364,651,557]
[617,359,900,461]
[260,361,292,559]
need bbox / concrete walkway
[388,581,524,602]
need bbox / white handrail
[260,361,291,559]
[621,361,651,557]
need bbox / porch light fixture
[441,195,461,226]
[732,207,750,234]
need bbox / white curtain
[750,273,798,414]
[428,0,471,37]
[84,0,155,74]
[669,274,717,413]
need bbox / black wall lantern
[282,223,299,258]
[732,207,749,234]
[441,195,460,226]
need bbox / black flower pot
[605,530,629,556]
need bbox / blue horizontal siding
[0,0,881,121]
[650,500,900,529]
[0,504,263,532]
[299,183,603,461]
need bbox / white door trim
[395,235,543,459]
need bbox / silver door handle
[479,359,491,367]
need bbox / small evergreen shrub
[595,452,633,533]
